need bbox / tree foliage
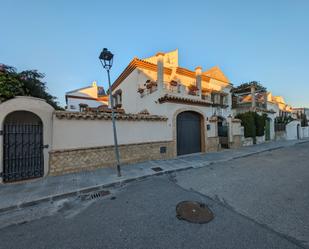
[275,116,294,124]
[0,64,62,109]
[236,112,256,138]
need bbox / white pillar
[195,66,202,97]
[156,52,165,91]
[251,85,256,108]
[227,116,233,143]
[264,92,268,109]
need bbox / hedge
[236,112,267,142]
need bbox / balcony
[162,82,202,99]
[161,82,228,108]
[235,102,267,109]
[137,80,228,108]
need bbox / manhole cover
[176,201,214,224]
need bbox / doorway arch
[176,111,202,155]
[2,111,44,182]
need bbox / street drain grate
[176,201,214,224]
[90,190,110,199]
[81,190,111,201]
[151,167,163,172]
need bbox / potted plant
[188,84,198,95]
[170,80,178,87]
[146,81,157,89]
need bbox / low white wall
[256,135,265,144]
[207,121,217,137]
[286,120,301,140]
[231,121,242,136]
[242,137,253,146]
[300,126,309,139]
[52,117,172,150]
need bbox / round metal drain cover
[176,201,214,224]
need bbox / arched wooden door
[2,111,44,182]
[177,111,201,156]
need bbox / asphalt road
[176,142,309,248]
[0,142,308,249]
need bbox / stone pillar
[156,52,165,91]
[227,115,233,143]
[251,85,256,108]
[195,66,202,97]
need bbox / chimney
[264,92,268,109]
[195,66,202,97]
[251,85,256,108]
[156,52,165,90]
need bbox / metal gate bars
[2,123,44,182]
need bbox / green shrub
[236,112,267,142]
[255,113,267,136]
[236,112,256,138]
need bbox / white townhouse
[110,49,242,155]
[65,81,108,111]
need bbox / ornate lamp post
[99,48,121,177]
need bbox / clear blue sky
[1,0,309,107]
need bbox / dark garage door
[177,111,201,156]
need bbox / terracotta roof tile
[157,94,228,108]
[54,111,168,121]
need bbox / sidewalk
[1,139,308,214]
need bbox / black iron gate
[177,112,201,156]
[218,124,229,148]
[2,123,44,182]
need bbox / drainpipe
[195,66,202,97]
[156,52,165,91]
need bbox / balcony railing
[163,82,203,99]
[235,102,267,109]
[138,81,228,106]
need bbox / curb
[0,166,194,215]
[1,139,308,215]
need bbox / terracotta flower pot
[170,80,178,87]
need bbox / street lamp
[99,48,121,177]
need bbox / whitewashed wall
[207,121,217,137]
[300,127,309,139]
[113,68,233,132]
[67,98,106,111]
[286,120,301,140]
[52,117,171,150]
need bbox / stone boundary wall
[275,131,286,141]
[49,140,174,175]
[229,135,242,149]
[206,137,220,152]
